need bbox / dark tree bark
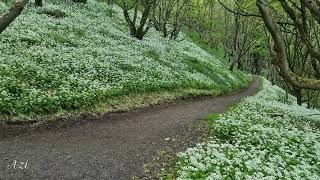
[35,0,42,6]
[300,0,320,24]
[289,86,303,106]
[152,0,175,38]
[106,0,115,17]
[72,0,87,4]
[107,0,114,5]
[0,0,29,33]
[119,0,155,40]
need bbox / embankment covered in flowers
[0,0,249,117]
[175,79,320,179]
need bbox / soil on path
[0,79,260,180]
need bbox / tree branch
[257,0,320,90]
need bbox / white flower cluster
[176,79,320,180]
[0,0,250,115]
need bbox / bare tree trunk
[107,0,114,5]
[300,0,320,24]
[229,56,237,71]
[106,0,115,17]
[35,0,42,6]
[72,0,87,4]
[294,89,303,106]
[229,4,240,71]
[0,0,29,33]
[120,0,154,40]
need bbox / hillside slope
[174,78,320,179]
[0,0,250,118]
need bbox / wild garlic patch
[175,79,320,179]
[0,0,250,116]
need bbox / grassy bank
[173,78,320,179]
[0,0,250,120]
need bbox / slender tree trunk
[0,0,29,33]
[300,0,320,24]
[295,90,303,106]
[107,0,114,5]
[35,0,42,6]
[253,55,261,75]
[229,5,240,72]
[237,59,243,70]
[229,56,237,71]
[72,0,87,4]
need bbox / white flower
[175,78,320,179]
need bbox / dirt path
[0,79,260,180]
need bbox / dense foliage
[0,0,250,117]
[183,0,320,108]
[175,78,320,179]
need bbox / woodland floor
[0,79,260,180]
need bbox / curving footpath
[0,79,260,180]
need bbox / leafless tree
[117,0,156,40]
